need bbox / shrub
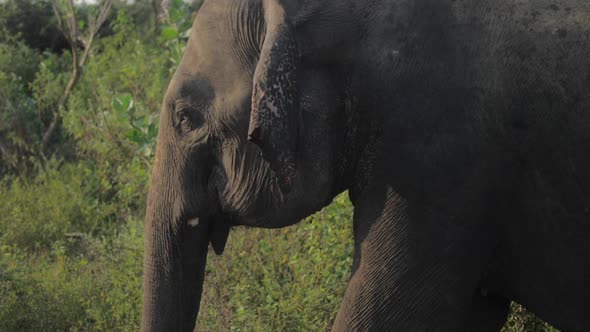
[0,220,143,331]
[0,161,120,252]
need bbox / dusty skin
[141,0,590,331]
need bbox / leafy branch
[43,0,113,152]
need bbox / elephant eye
[177,110,190,127]
[170,98,207,136]
[172,100,195,133]
[172,107,191,132]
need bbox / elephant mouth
[187,168,231,255]
[186,213,232,255]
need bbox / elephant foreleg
[333,184,499,332]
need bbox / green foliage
[0,2,189,330]
[63,34,167,161]
[0,41,41,83]
[31,52,70,114]
[0,41,43,174]
[159,0,201,64]
[0,161,119,251]
[0,0,68,52]
[52,10,158,165]
[502,303,560,332]
[112,92,159,157]
[0,221,143,331]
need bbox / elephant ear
[248,0,300,193]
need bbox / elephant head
[140,0,353,330]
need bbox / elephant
[140,0,590,330]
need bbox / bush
[0,0,68,52]
[0,161,125,252]
[0,41,43,175]
[502,303,559,332]
[0,220,143,331]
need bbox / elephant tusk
[187,218,200,227]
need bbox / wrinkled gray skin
[141,0,590,331]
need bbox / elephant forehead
[176,76,215,102]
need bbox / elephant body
[141,0,590,331]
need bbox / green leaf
[112,94,133,114]
[161,27,179,40]
[126,129,143,143]
[147,123,158,140]
[134,116,146,130]
[169,8,184,24]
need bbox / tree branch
[43,0,113,152]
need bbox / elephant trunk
[140,148,210,331]
[140,214,209,332]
